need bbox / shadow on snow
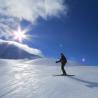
[68,76,98,88]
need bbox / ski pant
[61,63,66,74]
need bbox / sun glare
[13,26,28,42]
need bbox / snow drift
[0,40,42,59]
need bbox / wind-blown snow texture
[0,58,98,98]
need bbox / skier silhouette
[56,53,67,75]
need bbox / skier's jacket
[60,55,67,64]
[56,55,67,64]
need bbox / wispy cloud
[0,0,67,40]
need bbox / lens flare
[82,58,86,62]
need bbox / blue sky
[0,0,98,65]
[21,0,98,66]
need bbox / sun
[12,26,28,42]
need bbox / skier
[56,53,67,75]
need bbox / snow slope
[0,58,98,98]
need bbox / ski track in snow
[0,58,98,98]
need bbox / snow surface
[0,58,98,98]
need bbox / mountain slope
[0,40,42,59]
[0,58,98,98]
